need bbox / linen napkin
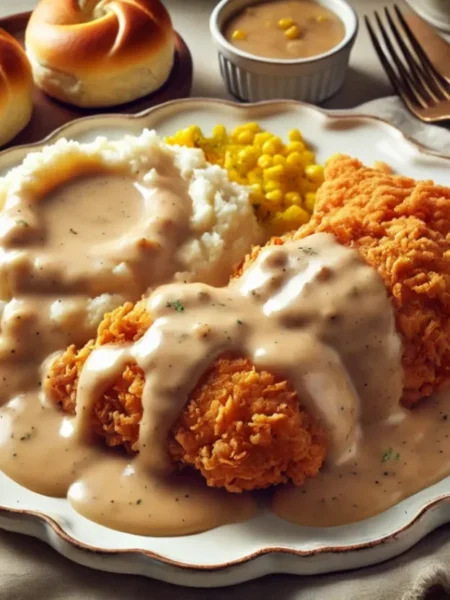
[333,95,450,154]
[1,97,450,600]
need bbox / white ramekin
[210,0,358,103]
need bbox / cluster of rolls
[0,0,175,145]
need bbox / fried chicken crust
[46,302,326,492]
[241,155,450,406]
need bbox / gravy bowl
[210,0,358,103]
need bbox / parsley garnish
[166,300,184,312]
[237,320,243,325]
[382,448,400,462]
[300,247,317,256]
[136,499,142,505]
[69,228,78,235]
[16,219,28,227]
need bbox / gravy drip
[225,0,346,60]
[1,231,448,533]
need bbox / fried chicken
[47,301,326,492]
[242,154,450,406]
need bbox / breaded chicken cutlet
[47,300,326,492]
[302,154,450,406]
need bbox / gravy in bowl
[224,0,346,60]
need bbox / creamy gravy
[0,164,196,404]
[225,0,346,60]
[1,225,450,535]
[0,396,254,535]
[0,165,195,297]
[273,388,450,526]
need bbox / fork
[365,5,450,123]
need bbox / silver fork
[365,5,450,123]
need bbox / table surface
[0,0,395,107]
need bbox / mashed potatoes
[0,130,262,338]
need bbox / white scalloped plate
[1,99,450,588]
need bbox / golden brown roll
[25,0,175,108]
[0,29,33,147]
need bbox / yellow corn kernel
[243,122,261,133]
[282,205,310,224]
[266,190,283,203]
[228,168,241,182]
[285,191,302,205]
[317,15,328,23]
[232,29,247,40]
[254,132,273,146]
[224,151,234,170]
[251,183,264,196]
[287,141,305,154]
[262,139,279,155]
[247,169,262,185]
[232,123,257,139]
[272,154,286,167]
[302,150,315,163]
[258,154,273,169]
[286,151,303,167]
[238,147,258,166]
[264,164,284,180]
[288,129,303,142]
[237,130,254,145]
[285,25,300,39]
[278,17,294,29]
[305,192,316,212]
[212,124,226,139]
[305,164,324,181]
[264,180,282,192]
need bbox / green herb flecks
[300,247,317,256]
[166,300,184,312]
[381,448,400,463]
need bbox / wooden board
[1,11,193,148]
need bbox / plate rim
[1,97,449,161]
[1,492,450,572]
[1,97,450,581]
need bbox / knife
[405,10,450,80]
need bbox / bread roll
[0,29,33,147]
[25,0,175,108]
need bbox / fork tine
[394,4,450,98]
[372,11,428,108]
[364,16,422,115]
[385,7,447,102]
